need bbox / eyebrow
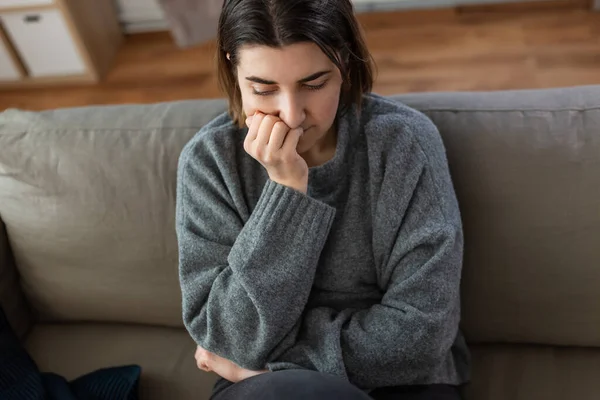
[245,70,332,85]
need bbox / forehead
[237,42,336,81]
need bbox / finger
[195,346,214,362]
[256,115,279,148]
[195,347,204,360]
[282,127,304,154]
[199,362,212,372]
[267,121,290,151]
[245,114,254,128]
[244,113,264,154]
[198,362,211,372]
[245,112,264,142]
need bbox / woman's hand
[244,112,309,194]
[195,345,268,383]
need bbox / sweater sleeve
[176,136,336,370]
[266,134,464,388]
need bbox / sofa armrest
[0,218,33,339]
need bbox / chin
[296,128,313,146]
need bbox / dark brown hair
[217,0,375,127]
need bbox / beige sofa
[1,85,599,400]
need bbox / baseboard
[352,0,554,12]
[120,0,592,33]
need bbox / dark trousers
[210,370,462,400]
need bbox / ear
[226,53,231,61]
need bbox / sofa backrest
[394,86,600,348]
[0,86,598,347]
[0,100,226,328]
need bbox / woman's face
[235,42,343,153]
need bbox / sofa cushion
[394,85,600,347]
[464,344,600,400]
[25,322,219,400]
[1,305,141,400]
[24,323,600,400]
[0,100,227,327]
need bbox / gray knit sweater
[176,93,470,390]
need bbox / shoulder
[359,93,447,164]
[359,95,460,227]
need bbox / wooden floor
[1,0,599,111]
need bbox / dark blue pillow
[0,308,141,400]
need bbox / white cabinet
[0,0,122,89]
[0,38,20,80]
[1,9,86,77]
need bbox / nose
[277,92,306,130]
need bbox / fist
[194,345,268,383]
[243,112,309,194]
[195,345,214,372]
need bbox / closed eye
[252,80,328,96]
[252,88,276,96]
[304,81,328,91]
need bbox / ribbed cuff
[229,179,336,273]
[251,179,336,235]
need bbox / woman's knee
[213,369,371,400]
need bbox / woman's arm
[176,133,336,371]
[266,127,466,388]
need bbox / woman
[175,0,470,399]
